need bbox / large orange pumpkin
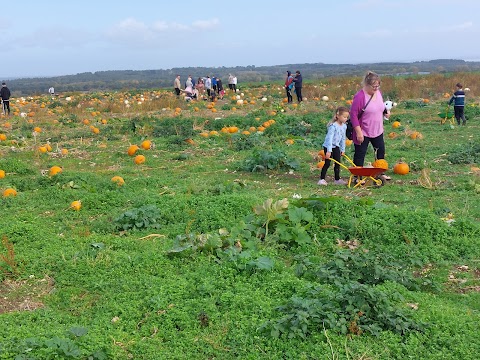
[393,162,409,175]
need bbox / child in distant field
[318,106,349,186]
[449,82,466,125]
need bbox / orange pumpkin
[3,188,17,197]
[0,133,6,141]
[316,161,325,169]
[318,149,326,160]
[373,159,388,170]
[49,166,63,176]
[127,145,139,156]
[141,140,152,150]
[392,121,401,128]
[111,176,125,186]
[0,169,5,178]
[134,154,146,164]
[346,139,353,146]
[393,162,409,175]
[70,200,82,211]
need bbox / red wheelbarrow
[329,154,386,188]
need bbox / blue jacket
[323,122,346,153]
[449,90,465,106]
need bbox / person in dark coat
[0,82,11,115]
[292,71,303,102]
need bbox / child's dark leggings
[320,146,341,180]
[454,106,466,125]
[353,134,385,167]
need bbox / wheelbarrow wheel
[373,177,385,187]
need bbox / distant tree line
[6,59,480,96]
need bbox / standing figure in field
[285,71,294,104]
[232,75,237,92]
[49,86,55,96]
[292,70,303,102]
[216,78,224,99]
[205,76,212,98]
[228,74,234,91]
[0,82,11,115]
[212,77,218,93]
[318,106,349,186]
[350,71,390,179]
[449,82,466,125]
[174,75,181,96]
[196,77,205,96]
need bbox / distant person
[196,77,205,95]
[292,70,303,102]
[318,106,349,186]
[0,82,11,115]
[216,78,224,99]
[174,75,181,96]
[185,76,193,89]
[205,76,212,97]
[285,71,294,104]
[232,75,237,92]
[212,77,217,93]
[48,86,55,96]
[228,74,234,90]
[350,71,390,180]
[449,82,466,125]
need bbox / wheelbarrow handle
[328,157,350,171]
[342,153,357,167]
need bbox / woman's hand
[325,151,331,159]
[354,126,364,143]
[384,110,391,119]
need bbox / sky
[3,0,480,78]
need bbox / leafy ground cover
[0,75,479,359]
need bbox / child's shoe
[334,179,347,185]
[317,179,328,186]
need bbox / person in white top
[232,76,237,92]
[49,87,55,95]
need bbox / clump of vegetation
[239,149,300,172]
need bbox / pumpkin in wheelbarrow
[373,159,388,170]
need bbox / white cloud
[105,17,221,46]
[192,18,220,30]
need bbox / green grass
[0,89,479,359]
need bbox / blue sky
[3,0,480,78]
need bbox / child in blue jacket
[318,106,349,186]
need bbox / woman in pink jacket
[350,71,390,177]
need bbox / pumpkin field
[1,73,480,359]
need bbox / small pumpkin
[70,200,82,211]
[346,139,353,146]
[127,145,139,156]
[0,169,5,178]
[49,166,63,176]
[3,188,17,197]
[141,140,152,150]
[111,176,125,186]
[134,155,146,165]
[0,133,6,141]
[316,161,325,169]
[393,162,409,175]
[392,121,401,128]
[318,149,326,160]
